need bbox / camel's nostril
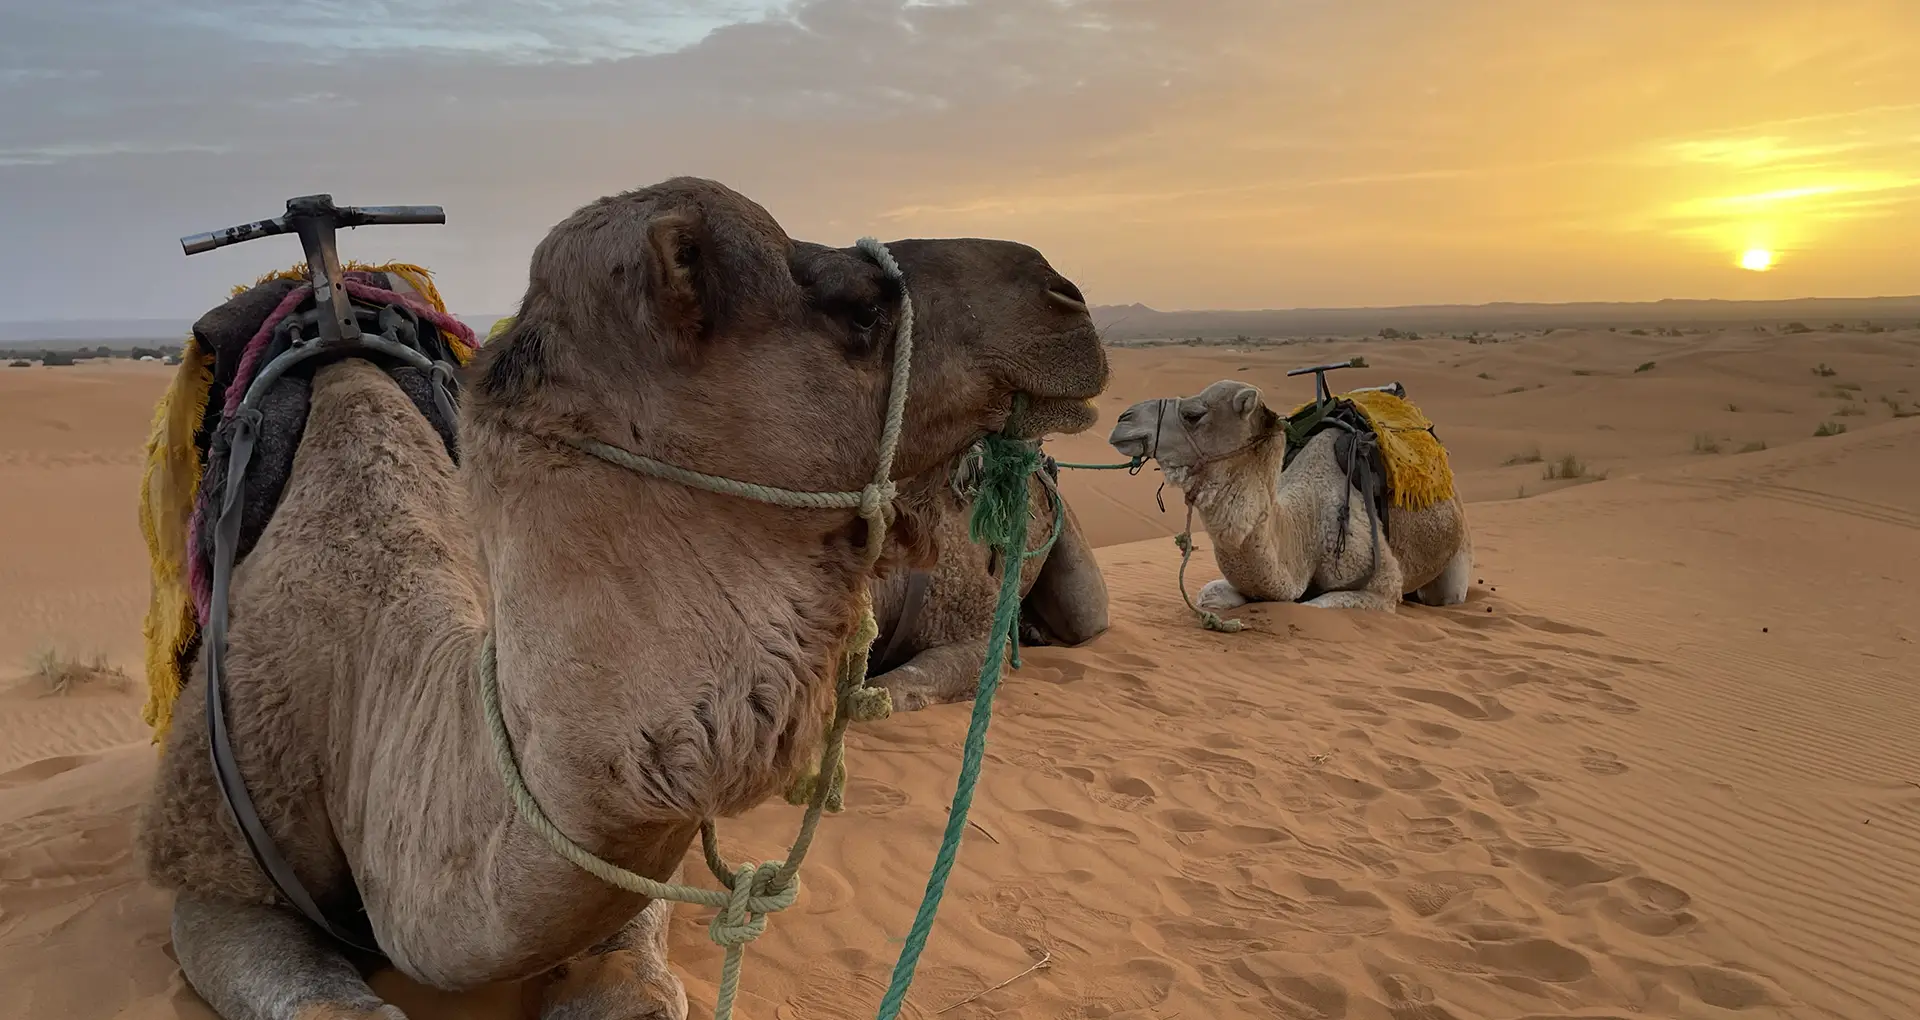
[1047,282,1087,312]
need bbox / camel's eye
[851,302,882,332]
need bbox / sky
[1,0,1917,319]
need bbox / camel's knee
[539,899,685,1020]
[172,894,401,1020]
[1196,579,1249,612]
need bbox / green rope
[1051,456,1144,471]
[478,235,1040,1020]
[872,428,1037,1020]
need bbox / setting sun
[1739,248,1775,272]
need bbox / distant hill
[0,313,513,350]
[1091,296,1920,342]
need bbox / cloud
[1,0,1918,318]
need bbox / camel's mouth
[1107,427,1151,462]
[1012,395,1100,440]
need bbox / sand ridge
[1,328,1917,1019]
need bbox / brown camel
[137,177,1111,1020]
[867,456,1109,712]
[1107,379,1471,613]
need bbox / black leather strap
[206,410,382,954]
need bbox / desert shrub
[1739,440,1768,453]
[1784,322,1814,334]
[7,359,29,368]
[1348,355,1369,368]
[1504,447,1543,466]
[1691,434,1722,454]
[1503,385,1530,394]
[1378,328,1405,340]
[1813,421,1847,437]
[1571,368,1595,376]
[1634,361,1656,373]
[29,648,131,694]
[40,351,75,367]
[1543,454,1588,480]
[1825,322,1848,332]
[1811,362,1837,377]
[1627,328,1648,335]
[1725,403,1741,412]
[1477,372,1492,380]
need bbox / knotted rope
[479,236,1044,1020]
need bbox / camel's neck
[466,429,859,832]
[1177,441,1320,602]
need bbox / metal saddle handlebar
[181,194,445,256]
[178,193,448,348]
[1284,361,1408,403]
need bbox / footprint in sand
[1515,846,1626,889]
[1329,695,1392,725]
[1578,747,1630,776]
[1389,686,1513,721]
[1398,816,1465,854]
[1405,719,1461,744]
[1599,875,1698,936]
[1374,752,1442,791]
[1680,964,1779,1010]
[845,777,911,815]
[1484,769,1540,806]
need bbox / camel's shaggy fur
[1108,379,1471,614]
[869,464,1109,712]
[136,177,1110,1020]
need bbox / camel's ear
[645,212,706,342]
[1233,386,1264,418]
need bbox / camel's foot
[1196,579,1249,612]
[540,895,685,1020]
[171,894,404,1020]
[1416,538,1473,606]
[870,641,990,713]
[1303,589,1399,611]
[539,950,687,1020]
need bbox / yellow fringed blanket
[137,262,474,740]
[1286,389,1456,512]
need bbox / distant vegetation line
[7,294,1920,348]
[1091,295,1920,342]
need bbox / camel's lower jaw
[1014,396,1100,439]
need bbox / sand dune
[2,328,1916,1020]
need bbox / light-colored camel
[1107,379,1471,613]
[868,458,1109,712]
[136,177,1111,1020]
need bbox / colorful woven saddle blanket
[137,263,478,738]
[1281,388,1457,515]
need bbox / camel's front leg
[539,877,686,1020]
[1196,578,1251,612]
[868,638,998,713]
[172,894,402,1020]
[1302,588,1401,611]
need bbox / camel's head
[475,177,1109,501]
[1107,379,1279,483]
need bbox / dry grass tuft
[1691,433,1722,454]
[1543,453,1602,481]
[1503,447,1543,466]
[29,648,132,695]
